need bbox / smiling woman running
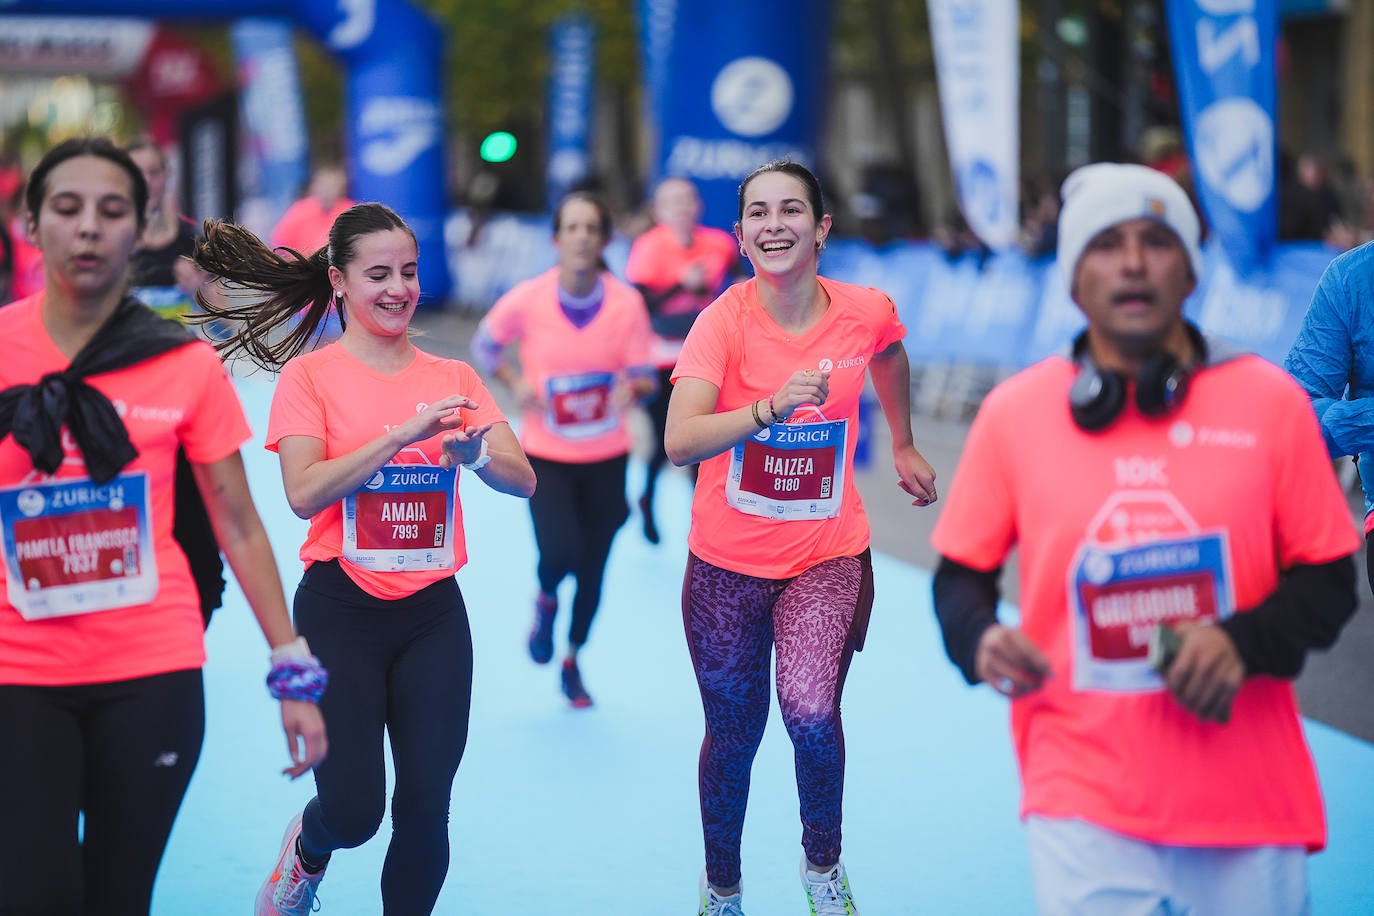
[192,201,535,915]
[665,160,938,916]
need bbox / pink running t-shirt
[0,293,250,686]
[932,354,1360,851]
[266,344,506,601]
[625,223,738,368]
[672,277,905,580]
[481,269,654,464]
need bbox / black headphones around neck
[1068,324,1209,432]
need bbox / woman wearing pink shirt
[0,137,326,915]
[665,161,938,916]
[193,202,535,915]
[471,191,656,708]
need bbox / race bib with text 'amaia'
[343,464,457,572]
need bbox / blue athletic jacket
[1284,240,1374,529]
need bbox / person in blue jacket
[1284,239,1374,593]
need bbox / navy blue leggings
[527,454,629,647]
[292,560,473,916]
[0,668,204,916]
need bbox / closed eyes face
[329,228,420,338]
[29,155,142,299]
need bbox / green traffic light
[480,131,518,163]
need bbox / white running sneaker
[698,869,746,916]
[800,857,860,915]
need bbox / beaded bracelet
[767,394,780,424]
[267,656,329,704]
[750,399,769,429]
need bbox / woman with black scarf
[0,137,327,916]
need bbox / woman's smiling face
[330,228,420,338]
[734,170,830,278]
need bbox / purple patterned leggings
[683,550,873,889]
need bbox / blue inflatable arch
[2,0,452,301]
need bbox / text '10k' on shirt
[931,353,1360,850]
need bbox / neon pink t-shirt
[265,343,506,601]
[672,277,905,579]
[0,294,251,686]
[625,223,739,368]
[269,197,355,256]
[481,269,654,463]
[931,354,1360,851]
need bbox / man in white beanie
[928,162,1359,914]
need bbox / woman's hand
[512,379,545,413]
[895,444,938,506]
[439,422,495,469]
[398,394,477,445]
[770,369,830,421]
[279,698,328,779]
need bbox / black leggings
[0,669,205,916]
[640,368,696,505]
[293,560,473,916]
[527,453,629,647]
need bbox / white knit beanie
[1056,162,1203,289]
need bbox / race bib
[726,417,847,520]
[1070,531,1234,692]
[343,464,456,572]
[0,473,158,620]
[545,372,618,439]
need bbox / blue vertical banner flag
[546,14,596,208]
[652,2,834,231]
[927,0,1020,251]
[231,18,309,235]
[636,0,677,184]
[1165,0,1278,275]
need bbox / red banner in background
[122,28,225,145]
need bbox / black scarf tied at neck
[0,296,197,484]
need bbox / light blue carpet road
[151,374,1374,914]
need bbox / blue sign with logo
[3,0,453,302]
[1165,0,1279,275]
[651,3,834,231]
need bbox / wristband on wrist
[750,399,768,430]
[267,639,328,704]
[767,394,779,424]
[461,437,492,471]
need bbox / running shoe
[800,857,860,915]
[254,811,325,915]
[560,657,593,708]
[528,592,557,664]
[698,869,745,915]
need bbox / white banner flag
[927,0,1020,251]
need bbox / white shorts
[1026,815,1310,916]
